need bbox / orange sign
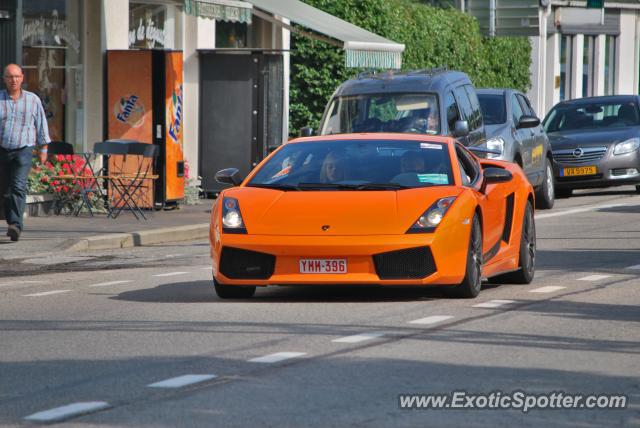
[164,51,185,201]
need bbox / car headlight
[486,137,504,159]
[407,197,457,233]
[221,197,247,233]
[613,138,640,155]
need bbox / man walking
[0,64,50,242]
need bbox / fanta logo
[114,95,145,128]
[167,85,183,144]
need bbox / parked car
[315,69,486,147]
[542,95,640,197]
[477,89,555,209]
[211,133,536,299]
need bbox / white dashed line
[625,264,640,270]
[153,272,189,277]
[332,332,386,343]
[89,280,133,287]
[147,374,217,388]
[535,203,626,220]
[248,352,307,363]
[200,267,212,271]
[23,290,71,297]
[529,286,566,293]
[472,299,515,308]
[24,402,111,422]
[408,315,454,325]
[577,274,611,281]
[0,280,45,288]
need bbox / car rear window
[543,101,640,132]
[248,139,454,190]
[478,94,507,125]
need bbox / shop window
[129,2,183,50]
[560,35,572,101]
[605,35,616,95]
[21,0,83,150]
[216,21,248,48]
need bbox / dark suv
[317,69,486,146]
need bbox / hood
[547,127,638,150]
[224,187,462,236]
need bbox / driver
[320,151,346,183]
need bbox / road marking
[200,267,212,271]
[408,315,454,325]
[89,280,133,287]
[147,374,217,388]
[0,280,45,288]
[23,290,71,297]
[248,352,307,363]
[529,286,566,293]
[625,264,640,270]
[24,402,111,422]
[473,299,515,308]
[153,272,189,277]
[577,274,611,281]
[535,203,626,220]
[332,332,386,343]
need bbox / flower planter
[25,193,55,217]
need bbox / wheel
[635,185,640,194]
[535,158,555,209]
[489,201,536,284]
[214,278,256,299]
[444,214,483,298]
[556,188,572,198]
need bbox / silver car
[477,89,555,209]
[542,95,640,198]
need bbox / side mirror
[300,127,314,137]
[517,115,540,129]
[452,120,469,138]
[481,167,513,193]
[215,168,244,186]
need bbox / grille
[219,247,275,279]
[373,246,436,280]
[502,193,515,243]
[552,147,607,165]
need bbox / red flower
[56,154,65,162]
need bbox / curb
[62,223,210,251]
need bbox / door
[517,93,545,185]
[199,52,284,193]
[510,93,534,178]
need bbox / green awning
[184,0,253,24]
[248,0,405,69]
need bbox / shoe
[7,224,20,242]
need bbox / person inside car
[320,151,346,183]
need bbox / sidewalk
[0,203,212,260]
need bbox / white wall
[544,32,561,116]
[84,0,103,150]
[616,10,638,94]
[101,0,128,50]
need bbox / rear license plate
[561,166,597,177]
[299,259,347,274]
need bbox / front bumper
[211,225,470,287]
[553,149,640,189]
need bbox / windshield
[320,93,440,135]
[477,93,506,125]
[543,101,640,132]
[248,140,453,190]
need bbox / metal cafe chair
[93,140,159,220]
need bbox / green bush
[289,0,531,135]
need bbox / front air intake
[219,247,275,279]
[373,246,437,280]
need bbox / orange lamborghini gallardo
[209,134,536,299]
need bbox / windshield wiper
[297,182,410,191]
[247,183,301,191]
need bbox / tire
[444,214,483,298]
[556,188,572,199]
[489,201,536,284]
[214,278,256,299]
[635,185,640,194]
[535,158,555,209]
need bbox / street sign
[586,0,604,8]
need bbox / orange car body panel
[209,133,534,287]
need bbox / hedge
[289,0,531,135]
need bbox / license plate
[299,259,347,274]
[561,166,597,177]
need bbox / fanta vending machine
[106,49,185,208]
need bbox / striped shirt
[0,89,50,150]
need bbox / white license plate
[299,259,347,274]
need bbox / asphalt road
[1,187,639,427]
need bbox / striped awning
[248,0,405,69]
[184,0,253,24]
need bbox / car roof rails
[406,67,449,76]
[357,69,396,80]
